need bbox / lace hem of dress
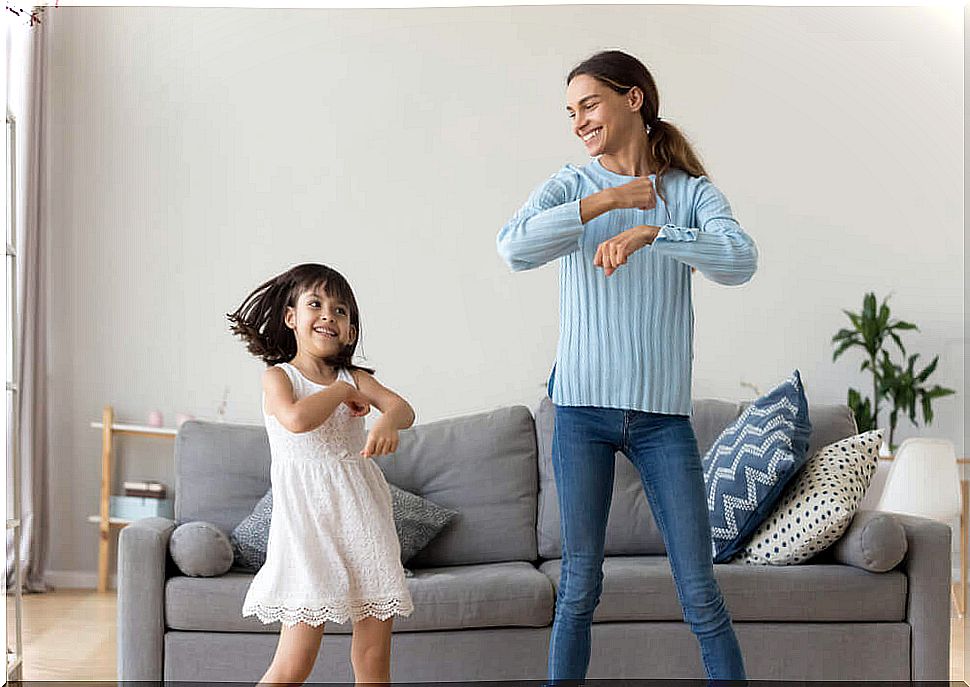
[243,597,415,627]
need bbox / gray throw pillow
[229,488,273,570]
[229,483,458,571]
[169,521,234,577]
[830,509,908,572]
[388,483,458,564]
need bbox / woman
[496,50,756,683]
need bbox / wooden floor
[5,588,969,681]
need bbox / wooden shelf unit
[89,405,176,592]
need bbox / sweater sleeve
[651,176,758,286]
[496,168,585,272]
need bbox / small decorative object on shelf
[123,479,167,498]
[110,494,174,520]
[147,409,164,427]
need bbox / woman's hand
[361,416,399,458]
[608,177,657,211]
[594,225,660,277]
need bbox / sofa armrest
[894,513,951,681]
[117,516,176,680]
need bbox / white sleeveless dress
[241,362,414,627]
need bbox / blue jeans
[548,403,747,683]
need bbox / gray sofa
[118,398,951,682]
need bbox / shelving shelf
[88,406,176,592]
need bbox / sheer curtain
[6,7,50,593]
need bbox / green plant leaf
[832,338,860,362]
[920,395,933,424]
[844,310,862,329]
[925,386,956,400]
[916,355,939,383]
[863,293,877,322]
[888,331,906,355]
[878,302,890,330]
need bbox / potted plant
[831,292,955,451]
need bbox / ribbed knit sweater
[497,157,758,415]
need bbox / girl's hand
[594,225,660,277]
[608,177,657,211]
[335,381,371,417]
[361,417,399,458]
[345,399,371,417]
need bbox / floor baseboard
[44,570,115,590]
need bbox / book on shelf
[122,480,167,498]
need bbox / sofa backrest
[534,397,858,559]
[175,420,273,534]
[376,405,539,567]
[174,405,539,568]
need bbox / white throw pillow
[731,430,883,565]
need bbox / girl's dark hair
[227,263,374,374]
[567,50,709,195]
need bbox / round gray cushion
[830,510,908,572]
[169,521,234,577]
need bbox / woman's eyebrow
[566,94,600,111]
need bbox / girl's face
[285,287,356,360]
[565,74,642,157]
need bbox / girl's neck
[288,353,339,385]
[599,127,656,177]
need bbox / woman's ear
[284,306,296,330]
[627,86,644,112]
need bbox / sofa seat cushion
[538,556,906,622]
[166,561,554,633]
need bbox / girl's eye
[309,301,320,307]
[336,308,347,316]
[567,112,575,119]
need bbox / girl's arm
[649,177,758,286]
[262,367,356,433]
[352,370,415,457]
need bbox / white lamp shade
[875,438,961,522]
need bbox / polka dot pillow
[731,429,883,565]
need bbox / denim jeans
[547,403,747,683]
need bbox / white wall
[44,5,964,580]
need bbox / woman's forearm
[579,188,616,224]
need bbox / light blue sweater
[497,158,758,415]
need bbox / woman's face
[565,74,641,157]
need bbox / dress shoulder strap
[337,367,358,388]
[274,362,304,393]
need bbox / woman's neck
[289,353,338,384]
[599,127,656,177]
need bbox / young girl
[227,262,415,686]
